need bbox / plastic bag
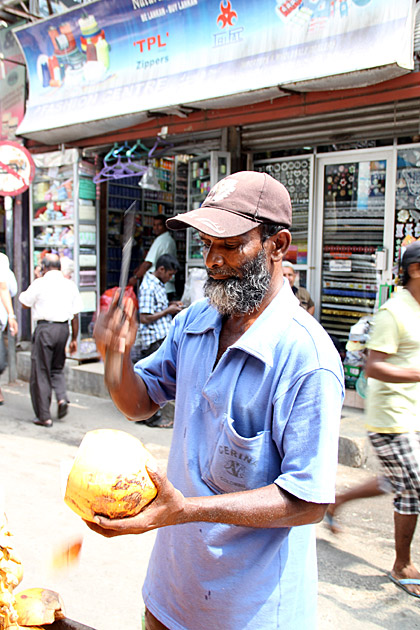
[181,267,207,307]
[355,370,368,399]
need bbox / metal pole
[4,195,16,383]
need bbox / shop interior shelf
[108,184,141,189]
[34,241,74,248]
[33,175,73,183]
[33,219,74,226]
[143,196,173,203]
[108,194,141,201]
[191,175,210,181]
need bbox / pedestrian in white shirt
[0,253,18,404]
[19,253,82,427]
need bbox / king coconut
[64,429,157,522]
[0,510,65,630]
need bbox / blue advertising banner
[0,28,26,142]
[14,0,414,138]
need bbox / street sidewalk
[0,378,169,630]
[0,379,419,629]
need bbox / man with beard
[92,171,344,630]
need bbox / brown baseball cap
[166,171,292,238]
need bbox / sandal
[33,418,53,428]
[324,510,342,534]
[146,414,174,429]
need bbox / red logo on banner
[217,0,238,28]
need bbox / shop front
[250,136,420,398]
[11,0,418,384]
[25,130,420,392]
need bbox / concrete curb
[338,434,368,468]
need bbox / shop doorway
[313,149,395,350]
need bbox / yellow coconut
[14,588,64,626]
[64,429,157,522]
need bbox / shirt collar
[233,282,300,366]
[184,281,300,367]
[146,271,164,287]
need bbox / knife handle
[104,347,124,389]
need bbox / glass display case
[318,158,387,348]
[186,151,231,271]
[30,148,100,360]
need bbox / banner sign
[0,141,36,196]
[15,0,413,137]
[0,28,26,142]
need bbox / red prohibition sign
[0,141,36,197]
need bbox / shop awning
[241,98,420,152]
[14,0,415,145]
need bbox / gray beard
[203,249,271,316]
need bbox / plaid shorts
[368,431,420,515]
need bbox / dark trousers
[30,321,69,421]
[131,338,164,364]
[141,338,164,359]
[144,608,170,630]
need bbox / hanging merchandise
[93,142,148,184]
[93,137,173,185]
[139,163,161,191]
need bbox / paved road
[0,379,419,629]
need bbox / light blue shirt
[135,282,344,630]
